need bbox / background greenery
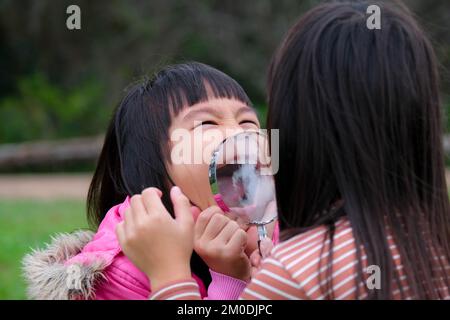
[0,0,449,145]
[0,199,87,299]
[0,0,449,300]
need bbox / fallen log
[0,134,449,170]
[0,135,104,169]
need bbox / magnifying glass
[208,131,277,258]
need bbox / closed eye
[193,120,218,129]
[201,121,218,125]
[239,119,259,126]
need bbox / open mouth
[216,163,240,176]
[216,163,252,204]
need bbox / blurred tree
[0,0,449,143]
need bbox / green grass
[0,199,88,299]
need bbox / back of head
[267,0,449,299]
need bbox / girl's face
[167,97,260,210]
[167,97,272,254]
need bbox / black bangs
[147,62,252,115]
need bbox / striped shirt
[150,217,450,300]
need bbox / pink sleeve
[273,220,280,245]
[204,269,248,300]
[149,272,247,300]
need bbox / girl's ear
[190,206,202,222]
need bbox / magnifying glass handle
[257,225,269,258]
[257,224,267,240]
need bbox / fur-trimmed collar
[22,230,109,300]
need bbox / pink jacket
[22,197,279,300]
[66,197,208,299]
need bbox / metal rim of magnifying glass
[208,130,276,226]
[209,130,263,197]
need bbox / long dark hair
[87,62,252,285]
[267,1,450,299]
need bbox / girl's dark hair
[267,1,450,299]
[87,61,251,285]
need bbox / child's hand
[116,186,195,291]
[194,207,251,281]
[249,238,273,277]
[250,249,262,278]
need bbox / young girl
[22,62,277,299]
[116,1,450,299]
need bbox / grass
[0,199,88,299]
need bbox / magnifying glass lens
[210,132,277,226]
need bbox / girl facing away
[22,62,278,299]
[116,1,450,299]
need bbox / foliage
[0,74,107,143]
[0,0,448,144]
